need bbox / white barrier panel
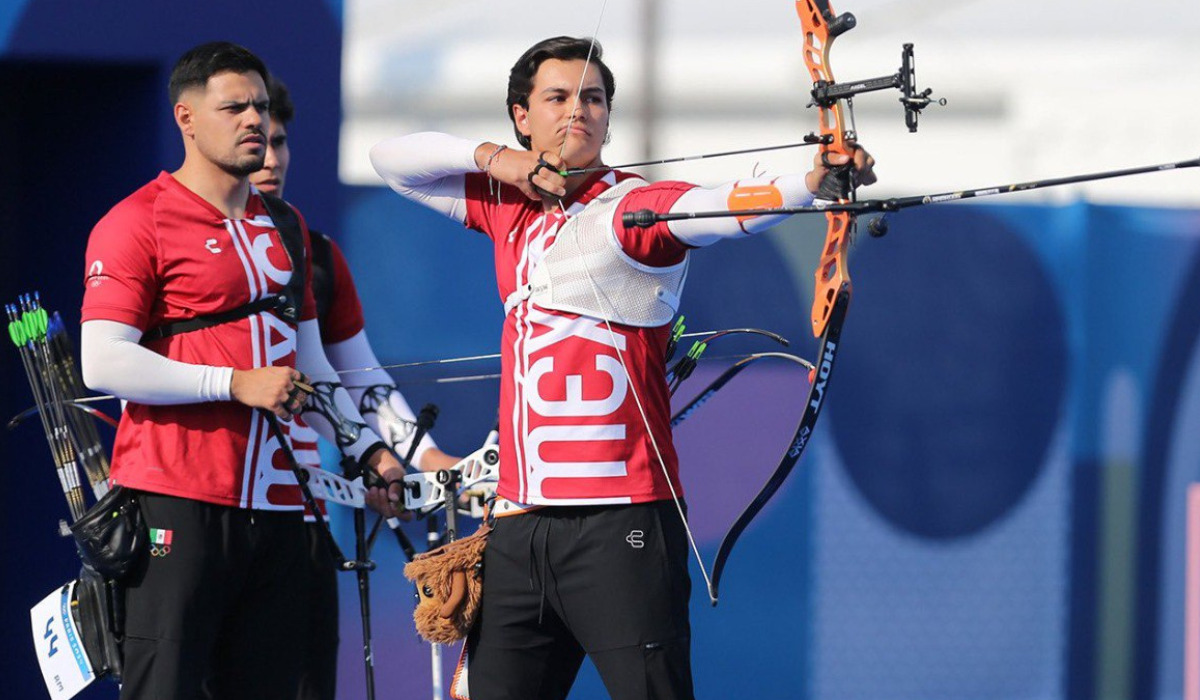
[29,581,95,700]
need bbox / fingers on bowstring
[529,152,566,197]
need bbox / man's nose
[567,100,588,124]
[246,107,265,130]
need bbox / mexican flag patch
[150,528,173,545]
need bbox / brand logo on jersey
[205,238,222,254]
[86,260,109,288]
[626,530,645,549]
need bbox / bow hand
[807,144,877,198]
[364,454,407,517]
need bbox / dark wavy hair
[168,41,269,105]
[267,76,294,125]
[505,36,615,149]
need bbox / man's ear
[174,93,201,139]
[512,103,531,139]
[174,100,194,138]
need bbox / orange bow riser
[798,0,855,339]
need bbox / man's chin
[223,157,267,178]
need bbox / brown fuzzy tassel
[404,523,491,644]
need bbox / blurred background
[2,0,1200,698]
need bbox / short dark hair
[168,41,269,105]
[267,76,294,125]
[506,36,615,150]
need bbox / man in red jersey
[370,36,874,700]
[251,75,463,700]
[80,42,405,700]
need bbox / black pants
[467,500,695,700]
[296,521,340,700]
[119,492,311,700]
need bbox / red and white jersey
[82,171,317,510]
[464,170,696,505]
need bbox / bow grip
[815,159,855,201]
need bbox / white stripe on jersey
[243,404,264,507]
[512,211,562,503]
[230,219,263,507]
[226,219,259,300]
[227,215,303,509]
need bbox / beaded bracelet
[483,144,508,177]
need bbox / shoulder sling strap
[142,193,307,342]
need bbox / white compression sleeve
[294,319,388,464]
[369,132,481,223]
[323,329,438,468]
[667,174,814,247]
[80,319,232,404]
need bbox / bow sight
[809,42,945,134]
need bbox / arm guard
[295,319,387,466]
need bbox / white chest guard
[503,178,689,327]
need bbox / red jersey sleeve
[614,180,697,267]
[320,237,366,344]
[293,208,318,323]
[463,171,508,240]
[81,193,161,330]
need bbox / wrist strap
[358,441,389,472]
[483,144,508,177]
